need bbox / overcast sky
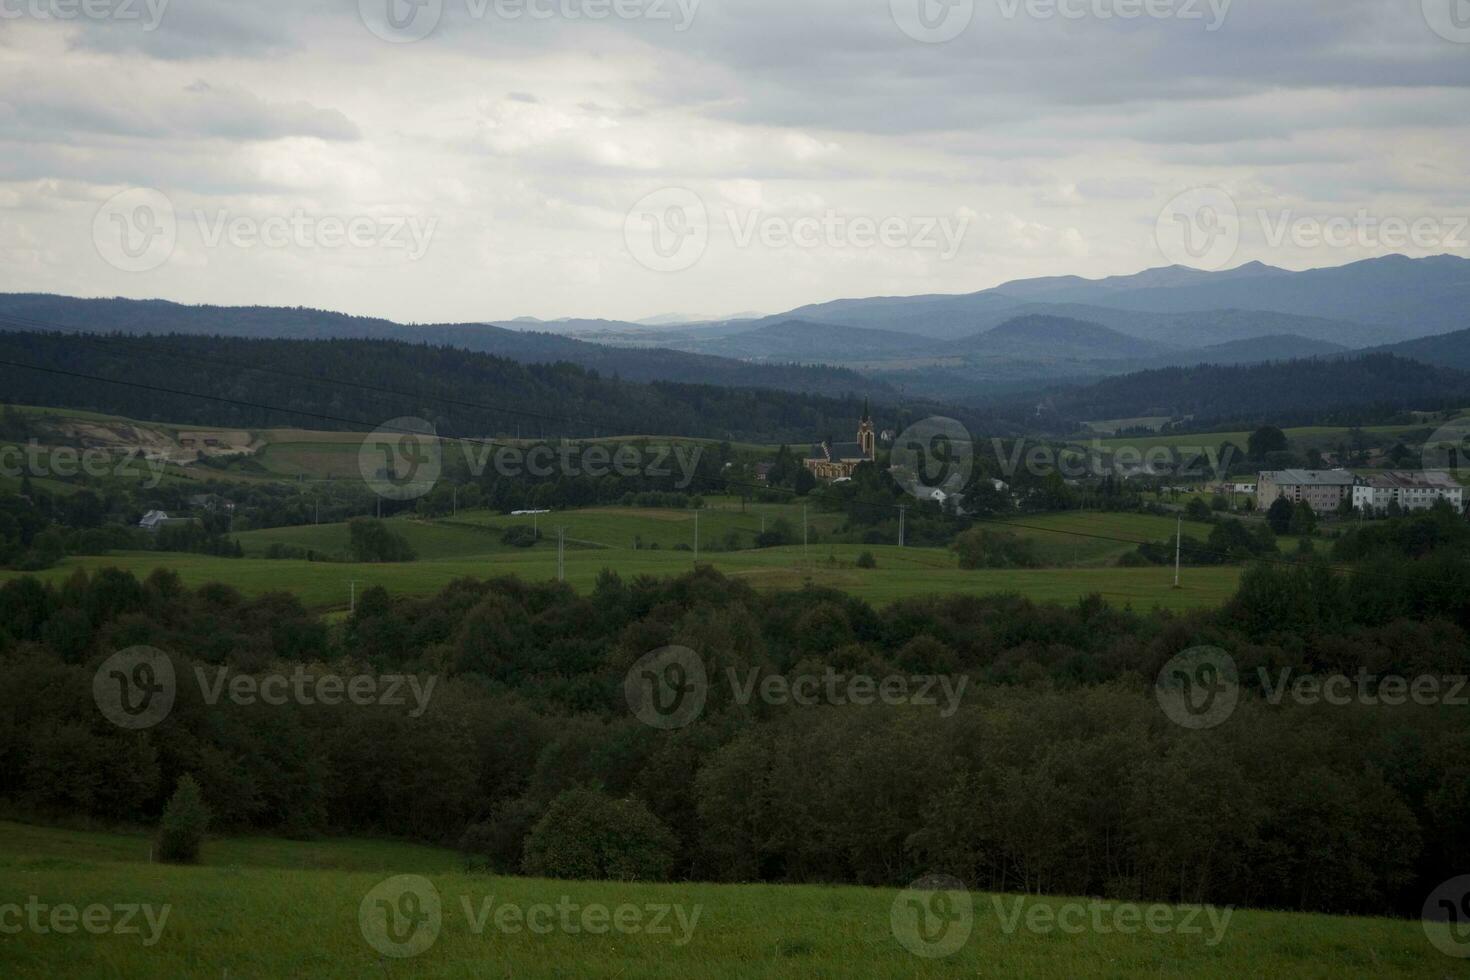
[1,0,1468,323]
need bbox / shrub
[521,787,677,882]
[953,528,1040,569]
[460,797,542,873]
[501,525,539,548]
[347,518,417,562]
[856,551,877,569]
[156,775,210,864]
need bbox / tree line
[1,544,1467,916]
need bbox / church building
[804,402,877,481]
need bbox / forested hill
[0,294,892,400]
[0,331,946,444]
[1028,353,1470,428]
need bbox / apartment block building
[1352,471,1465,513]
[1256,469,1358,512]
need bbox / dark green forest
[1026,353,1470,430]
[3,541,1467,918]
[0,331,955,445]
[0,296,892,399]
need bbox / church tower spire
[857,398,875,459]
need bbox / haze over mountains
[505,255,1467,395]
[3,254,1466,407]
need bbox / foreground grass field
[0,547,1243,612]
[0,822,1449,979]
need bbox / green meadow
[0,545,1241,613]
[0,822,1450,979]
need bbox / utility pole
[693,509,699,563]
[452,486,458,517]
[898,505,906,547]
[1173,515,1182,589]
[349,580,356,615]
[803,504,808,562]
[556,527,565,582]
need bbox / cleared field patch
[997,511,1219,566]
[236,517,513,561]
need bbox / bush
[347,518,416,562]
[521,787,677,882]
[856,551,877,569]
[953,528,1040,569]
[460,797,542,873]
[501,525,539,548]
[156,775,210,864]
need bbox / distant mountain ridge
[665,254,1468,346]
[0,294,891,400]
[952,315,1169,360]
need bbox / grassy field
[997,511,1218,566]
[0,544,1243,612]
[0,822,1450,979]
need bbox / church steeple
[857,398,875,459]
